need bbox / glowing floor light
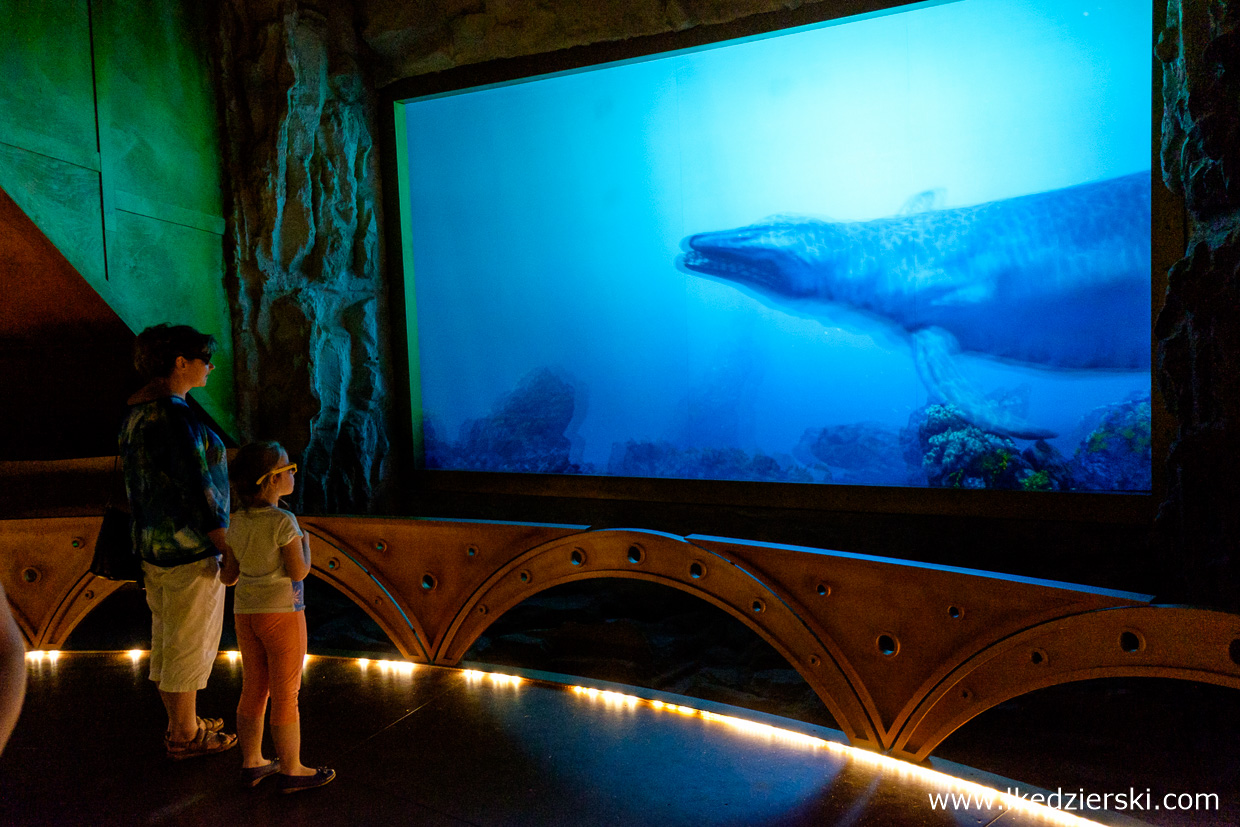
[568,685,1105,827]
[462,669,522,687]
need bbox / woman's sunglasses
[256,463,297,486]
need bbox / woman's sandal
[166,727,238,760]
[278,767,336,794]
[239,758,281,788]
[196,716,224,733]
[163,717,224,747]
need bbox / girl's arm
[281,535,311,582]
[220,543,240,587]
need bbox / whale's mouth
[680,249,779,288]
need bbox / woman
[120,324,236,759]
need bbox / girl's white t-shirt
[227,506,305,613]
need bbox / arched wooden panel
[430,528,880,749]
[4,513,1239,761]
[0,516,125,649]
[889,606,1240,761]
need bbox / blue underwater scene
[401,0,1152,492]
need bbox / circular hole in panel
[477,604,488,615]
[751,599,766,614]
[71,538,83,549]
[84,590,95,601]
[961,688,973,701]
[808,655,821,667]
[374,540,387,553]
[21,568,39,584]
[327,557,340,571]
[519,570,532,584]
[627,545,644,564]
[570,549,585,567]
[421,574,436,591]
[948,605,963,620]
[1119,631,1142,653]
[466,545,478,558]
[689,562,705,579]
[1231,639,1240,666]
[1030,649,1047,666]
[816,583,830,597]
[877,634,898,656]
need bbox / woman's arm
[219,541,240,587]
[280,536,311,583]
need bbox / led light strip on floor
[560,682,1107,827]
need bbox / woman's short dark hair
[230,441,287,509]
[133,324,217,381]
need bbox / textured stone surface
[1156,1,1240,608]
[215,0,390,513]
[359,0,865,85]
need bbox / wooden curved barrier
[4,513,1239,761]
[889,605,1240,761]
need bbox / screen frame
[378,0,1173,528]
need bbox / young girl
[223,442,335,793]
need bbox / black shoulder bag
[89,457,142,583]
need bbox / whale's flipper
[912,327,1057,440]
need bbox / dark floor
[46,581,1240,827]
[1,652,1169,827]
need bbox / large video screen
[395,0,1151,493]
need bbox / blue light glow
[399,0,1152,492]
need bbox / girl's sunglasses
[256,463,297,486]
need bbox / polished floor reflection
[1,652,1143,826]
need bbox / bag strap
[107,453,128,513]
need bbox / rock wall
[359,0,849,85]
[215,0,389,513]
[1156,1,1240,610]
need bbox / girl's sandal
[166,727,238,760]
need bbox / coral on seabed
[1069,395,1152,492]
[796,422,909,485]
[914,404,1044,490]
[607,440,812,483]
[425,368,589,474]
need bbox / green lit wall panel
[0,142,106,289]
[0,0,98,170]
[92,0,224,222]
[0,0,238,442]
[107,210,236,433]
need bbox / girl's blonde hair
[230,441,287,509]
